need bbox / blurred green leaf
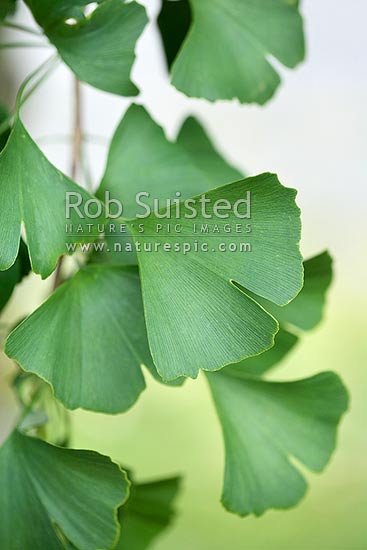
[0,117,106,278]
[0,430,129,549]
[6,265,156,413]
[157,0,305,104]
[206,370,349,516]
[25,0,147,95]
[117,476,180,550]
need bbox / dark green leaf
[25,0,147,96]
[206,370,349,516]
[0,103,11,151]
[6,265,155,413]
[117,477,180,550]
[0,430,129,549]
[158,0,191,68]
[0,239,30,313]
[0,117,106,278]
[0,0,17,21]
[158,0,305,104]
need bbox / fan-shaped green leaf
[206,370,348,516]
[130,173,302,380]
[158,0,305,104]
[117,476,180,550]
[6,265,155,413]
[25,0,147,95]
[0,430,129,549]
[0,117,106,278]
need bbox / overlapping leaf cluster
[0,1,348,549]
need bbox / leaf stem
[53,78,83,290]
[0,41,49,49]
[1,21,42,36]
[16,54,59,112]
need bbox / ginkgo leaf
[116,476,180,550]
[25,0,148,96]
[231,251,333,375]
[98,104,242,219]
[0,239,30,313]
[158,0,305,104]
[206,370,349,516]
[0,116,106,278]
[129,173,302,380]
[0,430,129,549]
[5,264,156,413]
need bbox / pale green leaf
[25,0,148,95]
[206,370,349,516]
[0,430,129,549]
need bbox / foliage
[0,2,348,549]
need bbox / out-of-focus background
[1,1,366,548]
